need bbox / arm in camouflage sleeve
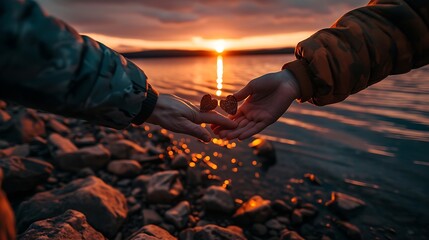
[0,0,158,129]
[283,0,429,106]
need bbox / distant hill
[122,47,295,59]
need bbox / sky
[36,0,368,52]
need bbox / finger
[221,121,255,140]
[196,111,237,129]
[217,117,248,137]
[238,122,267,140]
[233,82,253,102]
[181,119,212,142]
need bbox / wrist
[131,85,159,125]
[279,69,301,100]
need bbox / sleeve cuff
[282,59,314,103]
[131,84,159,125]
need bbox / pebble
[107,160,142,177]
[165,200,191,229]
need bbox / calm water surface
[134,55,429,239]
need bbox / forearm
[0,0,158,129]
[283,0,429,105]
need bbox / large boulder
[147,170,183,203]
[0,156,53,194]
[165,201,191,229]
[127,224,176,240]
[0,109,45,144]
[18,210,105,240]
[17,176,127,238]
[56,144,111,171]
[179,225,246,240]
[233,195,272,225]
[202,186,235,213]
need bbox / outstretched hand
[213,70,301,140]
[147,94,237,142]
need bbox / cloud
[35,0,368,44]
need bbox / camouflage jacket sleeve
[283,0,429,106]
[0,0,158,129]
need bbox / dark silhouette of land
[122,47,295,59]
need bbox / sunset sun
[213,39,225,53]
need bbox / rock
[280,229,305,240]
[0,109,11,122]
[74,136,97,147]
[107,160,142,177]
[0,109,45,143]
[277,216,290,225]
[179,224,246,240]
[304,173,321,185]
[202,186,235,213]
[291,209,303,225]
[145,141,164,155]
[0,101,6,110]
[251,223,267,236]
[46,118,71,135]
[271,199,292,213]
[0,186,15,240]
[0,156,53,194]
[18,210,105,240]
[233,195,272,225]
[56,144,111,171]
[142,209,163,225]
[17,176,127,238]
[265,219,284,230]
[48,133,78,156]
[147,170,183,203]
[133,174,152,190]
[165,201,191,229]
[326,192,366,219]
[337,221,362,240]
[127,224,176,240]
[171,153,190,169]
[0,144,30,158]
[107,139,147,159]
[248,138,276,162]
[299,208,317,219]
[77,167,95,178]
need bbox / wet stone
[179,224,246,240]
[326,192,366,219]
[0,156,53,194]
[165,201,191,229]
[280,229,305,240]
[202,186,235,214]
[18,210,105,240]
[147,170,183,204]
[17,176,127,238]
[107,160,142,177]
[128,224,176,240]
[337,221,362,240]
[56,144,111,171]
[233,195,272,225]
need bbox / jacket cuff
[282,59,314,103]
[131,84,159,125]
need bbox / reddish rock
[147,171,183,203]
[280,229,305,240]
[107,160,142,177]
[326,192,366,219]
[0,169,15,240]
[107,139,147,159]
[17,176,127,238]
[202,186,235,213]
[18,210,105,240]
[56,144,111,171]
[127,224,176,240]
[0,109,45,143]
[0,156,53,194]
[233,195,272,225]
[337,221,362,240]
[179,224,246,240]
[48,133,78,156]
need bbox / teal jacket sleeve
[0,0,158,129]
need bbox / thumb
[182,121,212,142]
[233,82,253,102]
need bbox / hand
[213,70,301,140]
[147,94,237,142]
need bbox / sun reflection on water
[216,55,223,96]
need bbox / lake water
[133,54,429,239]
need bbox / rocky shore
[0,101,381,240]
